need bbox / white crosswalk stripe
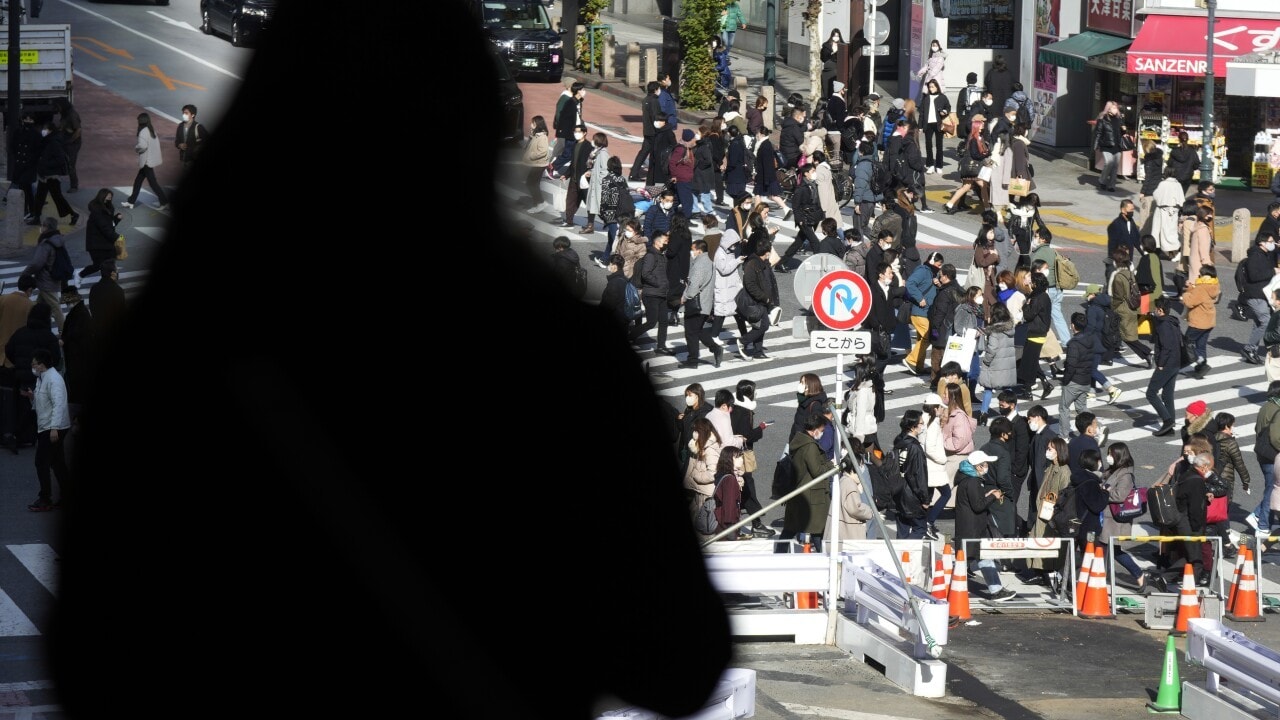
[0,544,56,638]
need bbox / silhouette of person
[50,4,731,719]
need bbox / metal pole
[866,2,875,97]
[764,0,776,85]
[1201,0,1216,180]
[6,0,22,182]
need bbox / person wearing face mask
[21,348,70,512]
[598,157,637,268]
[739,235,779,360]
[1241,233,1280,365]
[649,115,677,188]
[783,413,837,547]
[1262,288,1280,381]
[683,417,725,513]
[890,410,931,540]
[710,447,752,540]
[724,126,749,203]
[1099,442,1146,590]
[551,82,586,178]
[820,29,843,98]
[730,380,776,537]
[676,383,711,460]
[558,124,594,230]
[1104,200,1141,281]
[520,115,552,214]
[631,81,663,182]
[174,103,206,171]
[1023,405,1058,513]
[1023,436,1069,590]
[644,188,678,241]
[630,231,672,353]
[678,239,722,369]
[953,449,1017,601]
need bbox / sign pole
[1201,0,1216,181]
[866,2,875,96]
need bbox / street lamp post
[1202,0,1216,180]
[765,0,776,84]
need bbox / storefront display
[1134,76,1230,184]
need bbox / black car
[468,0,564,82]
[492,49,524,146]
[200,0,275,47]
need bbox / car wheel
[201,10,212,35]
[231,19,243,46]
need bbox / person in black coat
[778,105,807,168]
[1025,406,1058,527]
[12,114,41,221]
[30,121,78,226]
[630,81,661,182]
[917,79,952,174]
[4,302,61,447]
[1146,298,1182,435]
[927,265,962,382]
[740,236,779,359]
[599,254,630,325]
[729,378,775,537]
[1166,131,1200,195]
[649,116,677,187]
[893,411,931,539]
[1105,199,1140,279]
[984,55,1014,117]
[1071,448,1109,544]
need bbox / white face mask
[182,113,192,122]
[660,202,672,210]
[998,282,1008,291]
[688,438,699,451]
[1265,242,1276,253]
[1104,455,1114,467]
[685,395,697,407]
[654,122,664,129]
[796,383,807,394]
[40,129,49,137]
[737,397,757,411]
[1045,450,1055,461]
[574,132,585,140]
[1028,420,1041,433]
[624,229,635,239]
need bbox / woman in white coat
[921,392,950,540]
[121,112,169,210]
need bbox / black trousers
[630,136,655,180]
[740,312,770,353]
[630,294,671,348]
[923,122,944,168]
[35,428,70,504]
[128,165,169,205]
[524,165,544,209]
[683,312,721,361]
[783,224,820,259]
[33,177,73,219]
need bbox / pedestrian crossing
[0,544,56,638]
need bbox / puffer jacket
[979,321,1017,390]
[1182,275,1220,330]
[712,244,744,317]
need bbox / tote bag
[940,332,977,368]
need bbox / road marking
[63,0,245,80]
[8,545,58,597]
[0,590,39,637]
[778,702,923,719]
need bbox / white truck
[0,23,72,118]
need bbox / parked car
[200,0,275,47]
[493,48,524,146]
[467,0,564,83]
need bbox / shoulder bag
[1109,485,1147,521]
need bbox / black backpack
[1101,307,1122,352]
[868,445,904,511]
[1049,482,1081,537]
[1015,99,1032,128]
[46,241,74,282]
[869,157,892,197]
[1235,261,1249,296]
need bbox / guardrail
[1108,535,1224,615]
[1182,618,1280,720]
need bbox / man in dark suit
[631,81,662,182]
[1105,199,1140,279]
[51,4,732,719]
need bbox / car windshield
[481,1,551,30]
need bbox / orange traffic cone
[1226,546,1249,612]
[948,549,972,622]
[1075,540,1095,612]
[1171,563,1202,637]
[902,551,913,586]
[931,555,949,600]
[1080,545,1116,619]
[797,541,819,609]
[1226,547,1264,622]
[942,543,955,581]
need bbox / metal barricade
[1182,618,1280,720]
[957,537,1077,614]
[1107,534,1223,616]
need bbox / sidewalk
[558,11,1275,252]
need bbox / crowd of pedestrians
[515,45,1280,598]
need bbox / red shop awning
[1127,14,1280,76]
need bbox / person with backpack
[551,235,587,300]
[1028,227,1074,349]
[1108,245,1153,368]
[1082,285,1123,402]
[783,413,836,548]
[953,449,1017,601]
[22,216,72,332]
[850,140,884,243]
[955,73,983,128]
[879,99,905,154]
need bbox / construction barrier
[956,537,1076,614]
[702,541,831,644]
[596,668,757,720]
[1252,536,1280,614]
[1182,618,1280,720]
[1107,534,1224,616]
[838,551,948,697]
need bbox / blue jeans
[553,137,577,175]
[721,30,736,51]
[692,190,714,216]
[1047,287,1070,348]
[674,182,696,219]
[977,559,1003,591]
[925,485,952,526]
[1252,461,1275,528]
[1185,327,1209,365]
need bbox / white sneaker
[119,201,134,208]
[525,203,545,214]
[71,272,81,290]
[1247,514,1261,531]
[1107,386,1122,404]
[924,166,935,174]
[157,203,170,211]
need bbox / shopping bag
[940,332,977,368]
[977,165,993,183]
[1008,177,1032,196]
[941,112,958,138]
[1136,293,1152,336]
[1206,494,1228,524]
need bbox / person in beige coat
[1026,437,1071,582]
[121,112,169,210]
[520,115,552,213]
[1187,205,1215,288]
[683,417,724,503]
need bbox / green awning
[1037,31,1132,73]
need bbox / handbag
[579,173,590,190]
[1038,491,1057,522]
[114,234,128,260]
[743,448,758,474]
[1147,482,1182,527]
[940,112,958,137]
[735,287,765,323]
[1109,486,1147,521]
[977,164,993,182]
[684,294,702,316]
[1008,177,1032,196]
[1206,494,1229,524]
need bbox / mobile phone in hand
[763,420,775,426]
